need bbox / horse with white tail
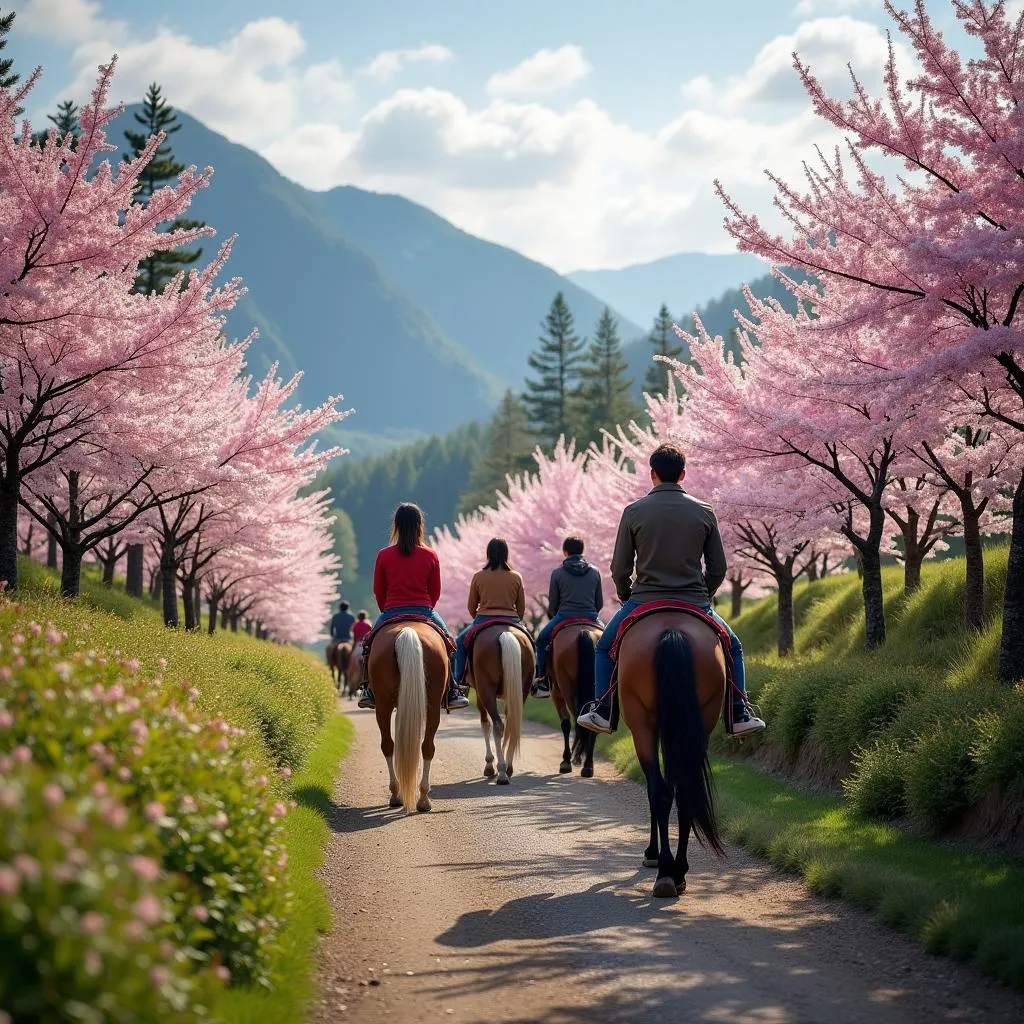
[368,620,448,812]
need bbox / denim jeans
[594,601,747,713]
[535,611,601,676]
[453,615,523,681]
[375,605,451,638]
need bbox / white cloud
[16,0,121,45]
[362,43,454,82]
[486,45,591,98]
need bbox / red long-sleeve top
[373,544,442,611]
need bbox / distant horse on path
[549,622,601,778]
[326,641,353,694]
[467,624,533,785]
[368,621,448,812]
[617,612,727,898]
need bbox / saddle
[361,613,457,662]
[608,600,738,730]
[463,616,536,665]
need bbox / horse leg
[581,731,595,779]
[559,715,572,774]
[674,812,692,894]
[378,709,402,809]
[642,760,676,897]
[417,759,433,813]
[480,703,496,777]
[484,691,508,785]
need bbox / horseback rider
[356,503,469,711]
[330,600,356,643]
[577,442,766,737]
[531,535,604,698]
[453,538,527,687]
[352,609,372,646]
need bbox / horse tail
[394,627,426,811]
[655,628,724,856]
[499,632,523,763]
[339,644,351,674]
[571,630,596,761]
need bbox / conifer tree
[524,292,585,448]
[124,83,205,296]
[32,99,80,147]
[460,391,534,512]
[577,307,638,446]
[0,9,21,116]
[645,303,685,396]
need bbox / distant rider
[330,600,356,643]
[577,443,766,737]
[531,535,604,698]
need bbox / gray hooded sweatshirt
[547,555,604,617]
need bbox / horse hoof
[580,766,594,779]
[496,775,510,786]
[507,766,514,778]
[559,762,572,774]
[676,879,687,895]
[484,765,497,778]
[642,857,659,869]
[653,876,678,899]
[388,794,403,809]
[416,797,432,813]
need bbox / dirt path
[315,705,1024,1024]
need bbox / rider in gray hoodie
[532,536,604,697]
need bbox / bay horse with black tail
[468,624,533,785]
[368,620,448,812]
[549,623,601,777]
[326,641,353,695]
[617,612,727,898]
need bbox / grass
[6,557,353,1023]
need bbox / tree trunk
[22,522,32,556]
[859,545,886,649]
[998,470,1024,684]
[229,613,239,633]
[807,557,819,583]
[731,577,744,619]
[101,552,116,587]
[183,580,200,631]
[244,619,253,636]
[0,479,20,591]
[46,512,58,570]
[220,607,228,630]
[777,571,795,657]
[125,543,144,598]
[160,543,179,628]
[208,593,219,636]
[149,567,160,600]
[59,546,83,599]
[854,547,864,579]
[962,507,985,632]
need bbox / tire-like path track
[315,705,1024,1023]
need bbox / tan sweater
[467,568,526,619]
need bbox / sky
[6,0,968,273]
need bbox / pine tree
[577,308,639,446]
[460,391,535,512]
[32,99,80,147]
[0,9,22,117]
[524,292,585,448]
[124,83,204,296]
[645,303,685,396]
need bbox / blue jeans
[535,612,601,677]
[594,601,747,713]
[454,615,520,682]
[375,606,451,638]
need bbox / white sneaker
[729,710,766,737]
[577,703,612,734]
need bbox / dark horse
[617,612,727,898]
[326,640,353,695]
[549,622,601,778]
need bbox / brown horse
[549,623,601,778]
[326,641,353,694]
[467,624,533,785]
[368,621,448,812]
[617,613,727,898]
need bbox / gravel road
[314,705,1024,1024]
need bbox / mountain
[115,108,503,435]
[568,251,767,329]
[316,187,644,384]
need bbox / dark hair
[483,537,511,571]
[340,600,350,612]
[357,610,367,621]
[562,535,584,557]
[649,443,686,483]
[391,502,425,556]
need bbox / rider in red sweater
[357,503,469,711]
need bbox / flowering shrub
[0,616,296,1017]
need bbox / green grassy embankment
[524,546,1024,989]
[1,559,351,1022]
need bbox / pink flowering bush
[0,617,293,1016]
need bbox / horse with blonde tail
[368,621,448,812]
[468,624,533,784]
